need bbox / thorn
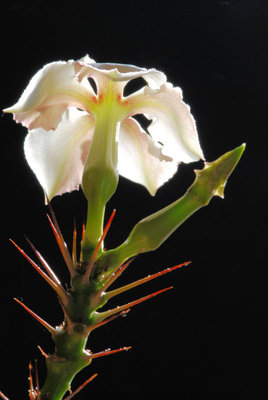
[0,391,10,400]
[87,346,131,359]
[64,373,98,400]
[83,209,116,282]
[28,361,39,400]
[79,222,86,262]
[24,236,61,286]
[89,309,130,332]
[46,197,76,278]
[37,345,48,359]
[35,359,40,394]
[28,362,34,399]
[10,239,68,305]
[106,261,190,299]
[100,257,136,292]
[57,296,73,333]
[97,287,173,323]
[72,221,77,268]
[46,214,76,278]
[14,298,55,335]
[10,239,61,294]
[103,209,116,239]
[81,222,86,242]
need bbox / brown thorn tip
[46,208,75,277]
[10,238,60,293]
[35,359,40,393]
[28,361,34,390]
[89,309,130,332]
[37,345,48,358]
[101,257,136,292]
[24,236,62,286]
[14,298,55,334]
[106,261,190,299]
[94,209,116,254]
[84,209,116,281]
[88,346,131,360]
[64,373,98,400]
[28,361,38,400]
[81,222,86,241]
[72,220,77,266]
[101,286,173,321]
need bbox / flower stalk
[94,144,246,276]
[81,96,121,260]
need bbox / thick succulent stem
[39,275,104,400]
[40,345,91,400]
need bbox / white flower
[4,55,204,199]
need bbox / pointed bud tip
[217,143,246,195]
[198,143,246,200]
[228,143,246,161]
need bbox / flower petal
[126,83,204,163]
[118,117,178,195]
[4,61,94,130]
[24,108,94,199]
[75,56,166,92]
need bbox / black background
[0,0,267,398]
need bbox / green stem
[81,111,120,263]
[39,277,106,400]
[39,324,91,400]
[96,144,246,274]
[40,353,90,400]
